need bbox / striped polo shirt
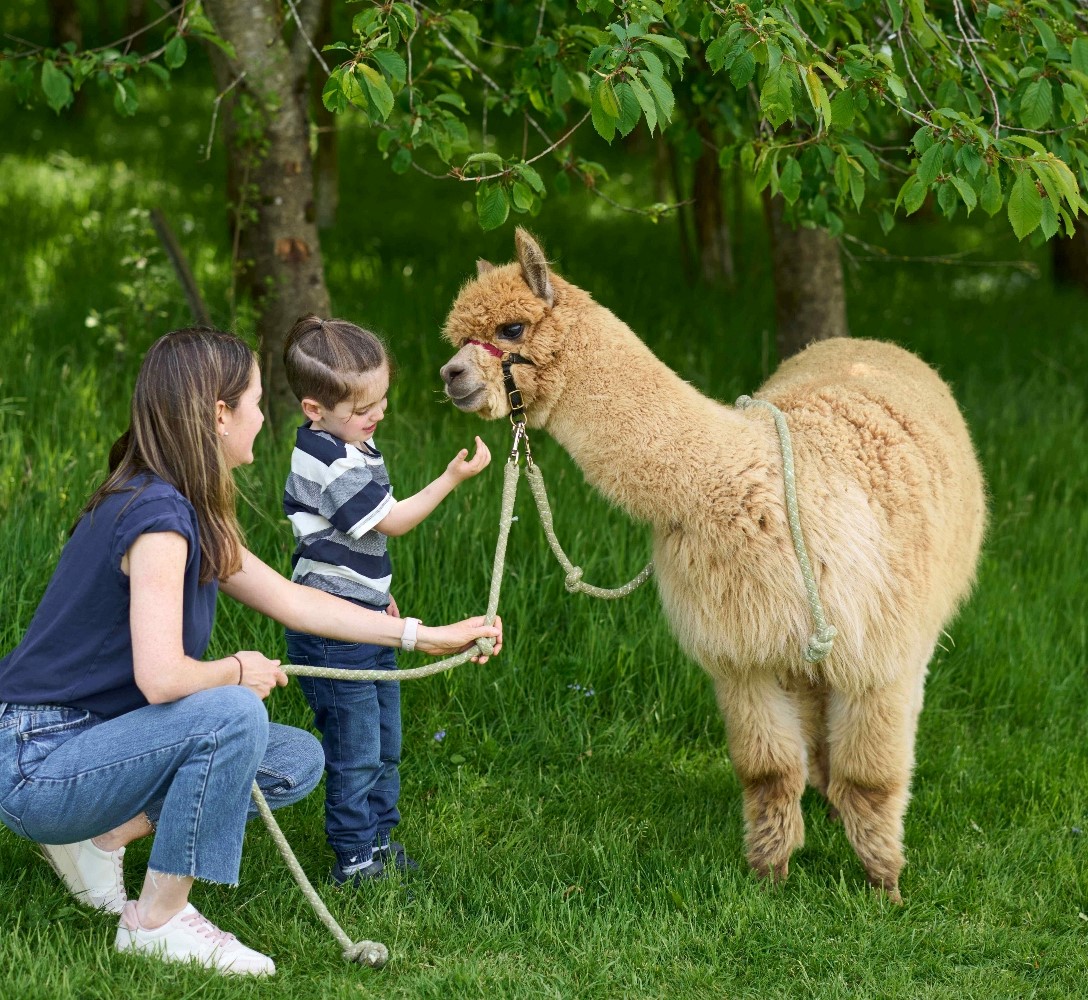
[283,423,395,607]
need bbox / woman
[0,328,501,976]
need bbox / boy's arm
[375,436,491,537]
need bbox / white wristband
[400,617,421,652]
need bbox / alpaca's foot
[743,775,805,885]
[829,780,907,905]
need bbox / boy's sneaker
[331,855,387,886]
[115,901,275,976]
[41,840,127,914]
[376,842,419,872]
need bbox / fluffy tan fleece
[440,228,987,901]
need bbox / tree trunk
[691,118,734,285]
[762,191,849,360]
[203,0,331,425]
[1052,226,1088,292]
[654,134,694,280]
[311,0,339,229]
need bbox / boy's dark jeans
[286,629,401,868]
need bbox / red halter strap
[466,338,504,358]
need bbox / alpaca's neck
[541,306,755,527]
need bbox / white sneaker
[115,901,276,976]
[41,840,127,914]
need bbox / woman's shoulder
[93,474,197,528]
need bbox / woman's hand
[235,650,289,699]
[415,615,503,663]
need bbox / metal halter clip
[508,419,533,466]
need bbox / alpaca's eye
[498,323,524,340]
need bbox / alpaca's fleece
[440,229,987,901]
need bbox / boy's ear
[300,397,324,422]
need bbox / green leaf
[359,64,394,120]
[1032,18,1063,61]
[512,181,534,212]
[641,71,675,125]
[371,49,407,86]
[391,147,412,174]
[802,67,832,129]
[816,61,846,91]
[464,152,504,169]
[476,184,509,231]
[591,82,619,142]
[627,75,658,134]
[1073,38,1088,76]
[937,179,958,219]
[1019,78,1052,130]
[643,34,688,72]
[729,50,756,89]
[1062,83,1087,124]
[779,156,802,204]
[1008,170,1043,240]
[614,82,642,137]
[164,35,187,70]
[886,0,904,31]
[950,176,978,214]
[517,163,545,194]
[980,169,1003,216]
[897,174,926,215]
[1039,193,1059,239]
[322,70,348,114]
[830,90,855,128]
[917,142,945,186]
[41,60,72,114]
[760,65,794,129]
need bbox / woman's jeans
[0,687,323,885]
[286,629,401,867]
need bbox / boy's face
[304,364,390,446]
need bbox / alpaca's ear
[476,259,495,276]
[514,227,554,307]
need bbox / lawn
[0,69,1086,999]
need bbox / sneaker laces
[181,909,237,945]
[110,847,128,904]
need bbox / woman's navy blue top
[0,475,218,718]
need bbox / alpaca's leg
[713,671,806,882]
[789,678,832,809]
[825,667,926,903]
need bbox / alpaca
[439,228,986,901]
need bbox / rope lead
[735,395,837,663]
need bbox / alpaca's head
[440,228,573,426]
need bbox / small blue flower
[434,730,447,742]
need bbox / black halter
[466,339,533,424]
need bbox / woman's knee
[173,686,269,756]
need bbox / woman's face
[219,365,264,468]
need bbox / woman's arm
[128,532,287,702]
[220,546,502,659]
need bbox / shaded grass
[1,74,1087,998]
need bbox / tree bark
[762,191,849,360]
[203,0,330,425]
[1052,225,1088,292]
[691,117,734,285]
[311,0,339,230]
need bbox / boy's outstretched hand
[446,436,491,482]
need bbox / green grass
[1,73,1087,999]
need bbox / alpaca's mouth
[446,386,488,412]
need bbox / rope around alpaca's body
[735,395,837,662]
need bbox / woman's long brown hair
[78,328,256,584]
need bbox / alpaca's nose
[440,359,464,387]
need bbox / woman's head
[89,327,259,583]
[283,315,393,410]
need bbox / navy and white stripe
[284,424,395,607]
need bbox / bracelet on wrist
[231,653,244,685]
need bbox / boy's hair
[283,315,392,409]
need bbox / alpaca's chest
[649,519,810,673]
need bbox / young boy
[282,315,491,885]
